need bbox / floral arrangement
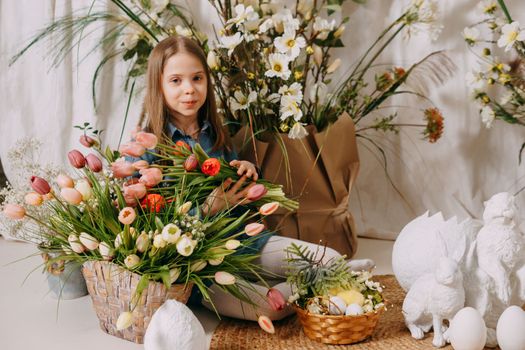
[11,0,451,145]
[2,126,297,328]
[285,243,384,316]
[464,0,525,136]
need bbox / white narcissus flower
[265,53,292,80]
[176,235,196,256]
[313,17,336,40]
[219,32,244,56]
[230,90,257,112]
[481,105,496,128]
[226,4,259,30]
[477,0,498,15]
[274,28,306,59]
[258,18,274,34]
[271,9,300,33]
[278,82,303,103]
[497,22,525,52]
[463,27,480,45]
[161,223,181,244]
[207,51,219,70]
[280,95,303,121]
[288,122,309,139]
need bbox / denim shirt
[131,120,237,165]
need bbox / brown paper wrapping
[233,113,360,257]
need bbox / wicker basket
[82,260,193,344]
[294,304,384,345]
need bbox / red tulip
[183,155,198,171]
[247,184,267,201]
[111,160,135,178]
[139,168,163,187]
[68,150,86,169]
[3,203,26,220]
[30,176,51,195]
[173,140,191,156]
[201,158,221,176]
[266,288,286,311]
[141,194,165,213]
[85,154,103,172]
[119,142,146,158]
[79,135,96,148]
[135,132,158,149]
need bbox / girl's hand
[202,176,255,216]
[229,160,259,181]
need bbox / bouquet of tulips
[2,125,297,326]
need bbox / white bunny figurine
[144,300,207,350]
[402,256,465,348]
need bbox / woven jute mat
[210,275,497,350]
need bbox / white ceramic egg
[345,303,364,316]
[496,305,525,350]
[328,296,346,315]
[448,307,487,350]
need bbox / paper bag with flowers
[2,127,297,343]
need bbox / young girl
[135,35,374,321]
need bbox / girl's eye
[193,76,202,81]
[171,78,180,84]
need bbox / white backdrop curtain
[1,0,524,241]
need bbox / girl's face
[162,51,207,122]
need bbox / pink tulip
[123,182,147,200]
[259,202,279,216]
[68,150,86,169]
[139,168,163,187]
[135,132,158,149]
[85,154,103,172]
[183,155,198,171]
[266,288,286,311]
[245,222,265,236]
[132,160,149,170]
[3,203,26,220]
[79,135,96,148]
[60,188,83,205]
[118,207,136,225]
[258,315,275,334]
[119,142,146,157]
[56,174,74,188]
[247,184,267,201]
[30,176,51,195]
[111,160,135,178]
[25,192,43,206]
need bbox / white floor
[0,236,393,350]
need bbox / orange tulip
[25,192,43,206]
[3,203,26,220]
[60,188,83,205]
[56,174,74,188]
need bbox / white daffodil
[271,9,300,33]
[265,53,292,80]
[280,95,303,121]
[477,0,498,15]
[498,21,525,52]
[313,17,336,40]
[230,90,257,112]
[226,4,259,29]
[219,32,244,56]
[274,28,306,59]
[481,106,496,128]
[278,82,303,103]
[175,25,192,37]
[463,27,480,46]
[288,122,308,139]
[258,18,274,33]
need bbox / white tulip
[68,234,86,254]
[75,179,93,201]
[99,242,114,261]
[176,236,196,256]
[190,260,207,272]
[215,271,236,285]
[79,232,99,251]
[161,223,181,244]
[169,268,181,284]
[116,311,133,330]
[124,254,140,269]
[225,239,241,250]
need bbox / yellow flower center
[508,31,518,42]
[287,39,296,48]
[274,63,282,72]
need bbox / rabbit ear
[435,230,449,258]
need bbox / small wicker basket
[294,304,384,345]
[82,260,193,344]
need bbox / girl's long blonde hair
[138,36,231,152]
